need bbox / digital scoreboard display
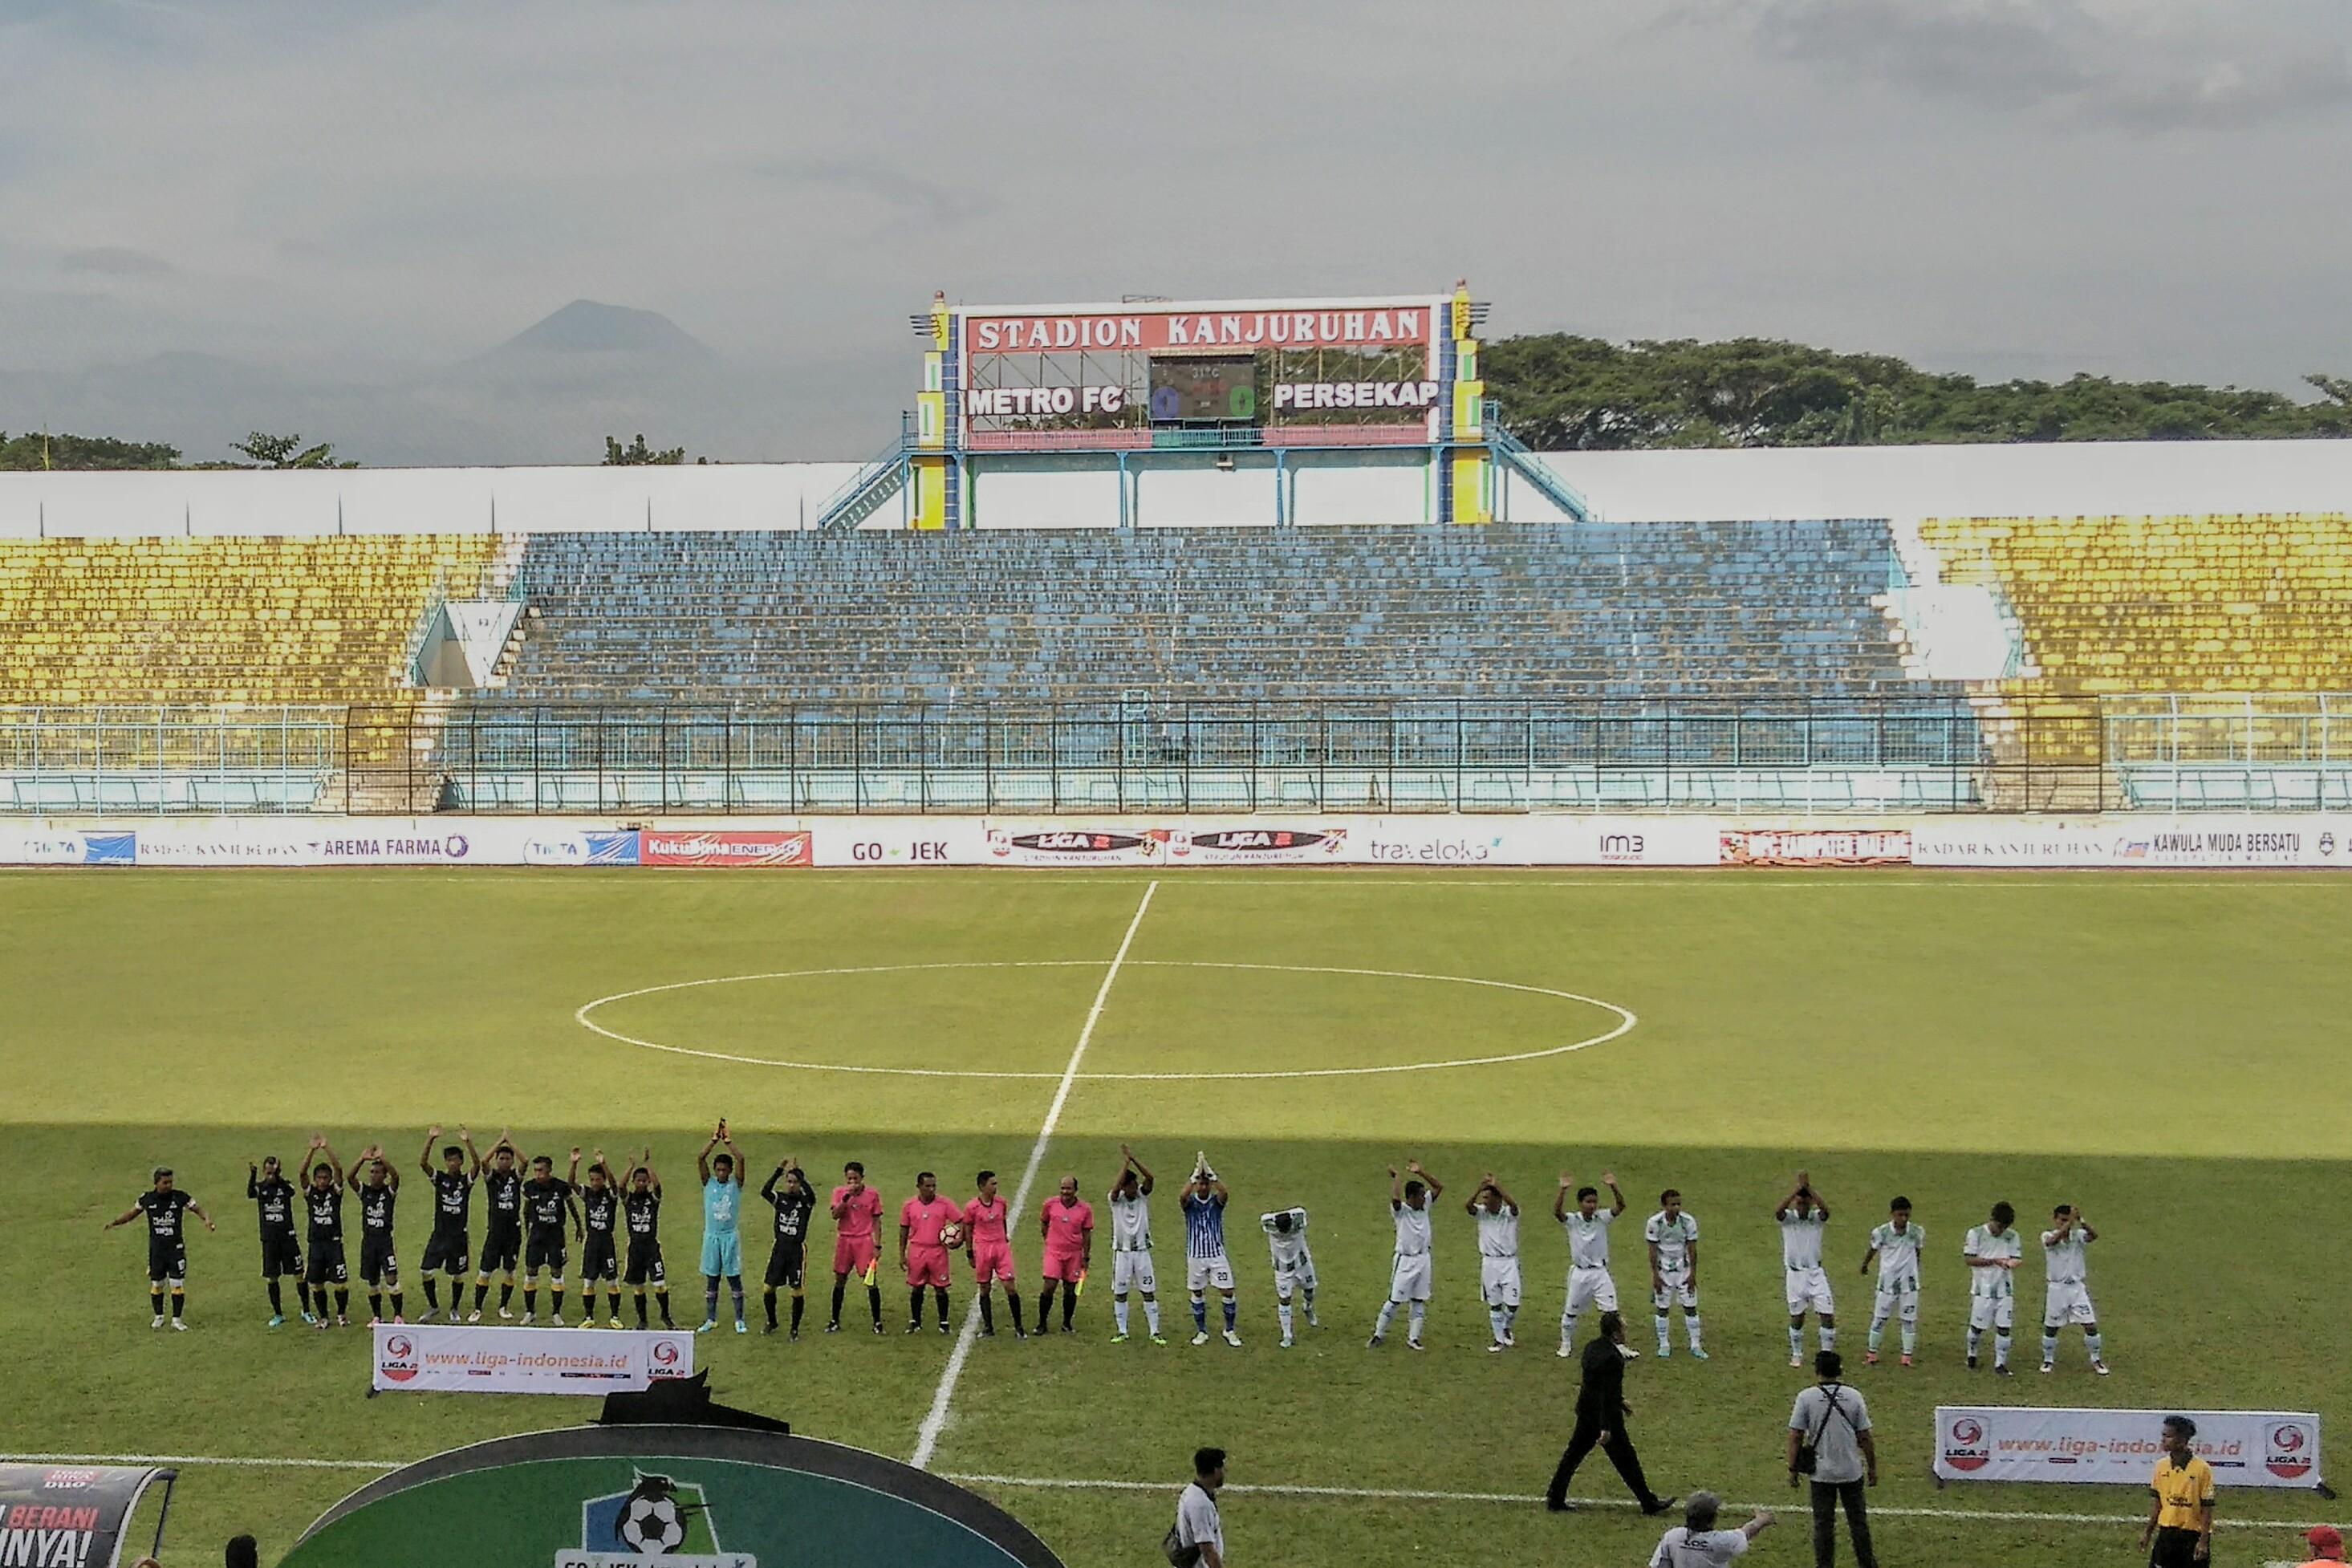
[1148,355,1257,423]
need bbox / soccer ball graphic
[939,1221,964,1249]
[617,1477,688,1554]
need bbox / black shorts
[359,1235,400,1286]
[481,1227,521,1274]
[305,1238,347,1286]
[764,1244,805,1291]
[422,1229,469,1274]
[624,1241,666,1288]
[2149,1526,2207,1568]
[582,1233,618,1283]
[148,1242,186,1282]
[524,1231,567,1276]
[259,1233,303,1278]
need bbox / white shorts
[1785,1266,1834,1316]
[1565,1265,1618,1315]
[1651,1265,1697,1312]
[1273,1258,1318,1299]
[1112,1250,1156,1295]
[1187,1253,1236,1294]
[1481,1257,1522,1308]
[2044,1281,2097,1326]
[1872,1283,1919,1324]
[1387,1253,1432,1303]
[1968,1292,2015,1331]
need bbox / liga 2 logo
[378,1332,420,1383]
[1941,1416,1990,1473]
[2268,1421,2314,1480]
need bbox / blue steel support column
[1274,449,1289,528]
[1434,332,1456,524]
[1117,452,1131,530]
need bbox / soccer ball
[619,1491,686,1554]
[939,1221,964,1249]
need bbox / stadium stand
[0,534,504,707]
[503,520,1921,703]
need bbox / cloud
[59,245,175,277]
[1689,0,2352,128]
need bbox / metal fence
[6,693,2348,815]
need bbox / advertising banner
[0,1463,173,1568]
[1934,1406,2322,1489]
[282,1426,1065,1568]
[0,829,104,864]
[371,1323,695,1395]
[1720,828,1912,867]
[812,822,990,868]
[965,303,1434,355]
[981,825,1163,866]
[1913,818,2352,868]
[638,831,813,868]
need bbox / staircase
[1487,421,1594,523]
[816,418,918,532]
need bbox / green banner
[282,1426,1063,1568]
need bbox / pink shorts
[970,1241,1016,1284]
[833,1234,877,1278]
[1042,1249,1087,1284]
[905,1245,951,1288]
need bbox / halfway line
[907,878,1159,1472]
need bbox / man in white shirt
[2039,1204,2109,1375]
[1644,1188,1704,1360]
[1858,1196,1923,1368]
[1963,1200,2021,1375]
[1775,1172,1835,1366]
[1371,1160,1441,1351]
[1786,1352,1878,1568]
[1468,1174,1522,1352]
[1174,1446,1226,1568]
[1649,1491,1775,1568]
[1554,1169,1626,1358]
[1258,1206,1318,1348]
[1107,1145,1164,1346]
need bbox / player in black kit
[105,1166,214,1330]
[622,1148,675,1329]
[247,1154,304,1326]
[578,1150,624,1328]
[760,1157,817,1338]
[301,1135,351,1328]
[416,1124,475,1323]
[347,1144,404,1325]
[519,1152,580,1325]
[469,1131,522,1322]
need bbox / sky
[2,0,2349,464]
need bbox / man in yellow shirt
[2140,1416,2214,1567]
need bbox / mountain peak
[494,300,717,360]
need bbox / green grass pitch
[3,867,2348,1566]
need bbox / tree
[225,432,358,469]
[0,431,181,470]
[603,433,687,465]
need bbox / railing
[9,694,2349,817]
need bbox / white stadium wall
[5,437,2349,538]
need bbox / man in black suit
[1545,1310,1676,1515]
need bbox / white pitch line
[907,879,1159,1473]
[3,1453,2322,1534]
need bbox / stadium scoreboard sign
[281,1425,1066,1568]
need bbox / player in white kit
[1468,1174,1522,1352]
[1370,1160,1442,1351]
[1858,1196,1923,1367]
[2039,1204,2108,1375]
[1554,1170,1626,1358]
[1259,1205,1318,1347]
[1107,1145,1164,1346]
[1643,1188,1704,1359]
[1775,1172,1835,1365]
[1964,1200,2021,1375]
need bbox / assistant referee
[2141,1416,2215,1567]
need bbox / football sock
[657,1289,674,1326]
[729,1280,745,1323]
[498,1282,514,1310]
[790,1294,805,1333]
[1994,1330,2011,1369]
[1562,1310,1579,1350]
[553,1286,567,1319]
[266,1279,283,1314]
[1899,1323,1915,1355]
[1303,1287,1317,1323]
[1493,1306,1510,1342]
[635,1291,649,1326]
[1820,1325,1838,1352]
[609,1291,623,1320]
[1658,1313,1673,1351]
[830,1279,846,1323]
[1408,1302,1424,1341]
[1191,1293,1208,1332]
[2041,1332,2058,1365]
[1278,1301,1294,1338]
[908,1287,924,1326]
[1686,1314,1703,1351]
[523,1289,537,1317]
[1009,1294,1026,1334]
[1111,1295,1126,1334]
[1221,1297,1237,1333]
[980,1293,995,1333]
[1035,1286,1054,1326]
[171,1288,185,1319]
[765,1288,779,1329]
[473,1282,489,1310]
[2085,1331,2103,1363]
[334,1289,349,1317]
[867,1285,883,1324]
[1790,1324,1805,1358]
[1968,1327,1984,1359]
[370,1292,384,1318]
[150,1287,165,1318]
[423,1278,441,1310]
[933,1287,949,1325]
[704,1282,719,1322]
[1062,1288,1076,1330]
[1374,1301,1398,1337]
[1143,1298,1160,1334]
[390,1291,403,1318]
[1868,1318,1887,1353]
[311,1288,328,1318]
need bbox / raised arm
[761,1164,783,1203]
[316,1139,345,1188]
[1599,1170,1622,1217]
[384,1160,400,1192]
[1387,1165,1403,1207]
[1123,1144,1155,1195]
[567,1147,582,1187]
[697,1131,717,1185]
[248,1164,261,1200]
[1409,1159,1442,1200]
[1554,1173,1573,1224]
[1774,1171,1810,1223]
[722,1137,745,1185]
